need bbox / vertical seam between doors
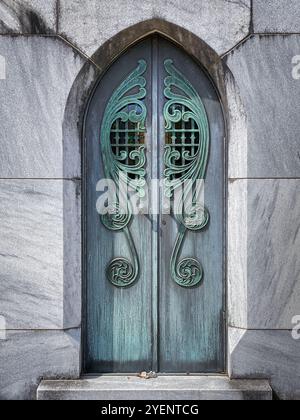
[151,35,160,372]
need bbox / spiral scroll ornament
[175,258,203,288]
[182,204,210,231]
[163,59,210,288]
[101,203,131,231]
[100,60,147,287]
[107,257,136,288]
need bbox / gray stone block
[0,180,81,330]
[225,70,248,180]
[0,36,87,178]
[226,35,300,178]
[37,376,272,400]
[0,329,80,400]
[253,0,300,33]
[228,179,248,328]
[58,0,251,57]
[229,327,300,400]
[0,0,56,34]
[229,179,300,330]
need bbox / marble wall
[225,1,300,400]
[0,0,299,400]
[0,1,98,400]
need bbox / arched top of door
[62,18,247,179]
[89,19,227,108]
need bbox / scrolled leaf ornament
[183,204,210,231]
[100,60,147,287]
[101,203,131,231]
[101,59,147,198]
[106,226,139,287]
[163,59,210,288]
[105,226,139,287]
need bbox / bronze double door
[84,35,225,374]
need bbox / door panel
[157,39,225,372]
[84,35,225,373]
[84,39,153,373]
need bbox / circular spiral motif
[183,204,210,231]
[175,258,203,288]
[101,203,131,231]
[107,258,136,288]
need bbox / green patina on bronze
[163,59,210,288]
[100,60,147,287]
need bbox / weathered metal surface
[163,58,210,288]
[84,35,225,373]
[100,60,148,287]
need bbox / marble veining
[0,180,81,330]
[0,329,80,400]
[225,71,248,179]
[226,35,300,178]
[247,179,300,329]
[228,179,248,328]
[0,36,86,178]
[229,180,300,330]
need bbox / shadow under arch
[90,18,228,109]
[61,17,248,374]
[79,18,248,179]
[63,18,247,180]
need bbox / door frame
[81,22,229,375]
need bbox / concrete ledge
[37,376,272,400]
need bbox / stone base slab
[37,376,272,400]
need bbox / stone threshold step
[37,376,272,400]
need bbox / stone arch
[63,18,247,179]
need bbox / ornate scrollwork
[183,204,210,231]
[100,60,147,287]
[101,203,131,231]
[106,226,139,288]
[163,59,210,288]
[107,258,136,288]
[175,258,203,288]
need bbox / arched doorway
[83,35,225,374]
